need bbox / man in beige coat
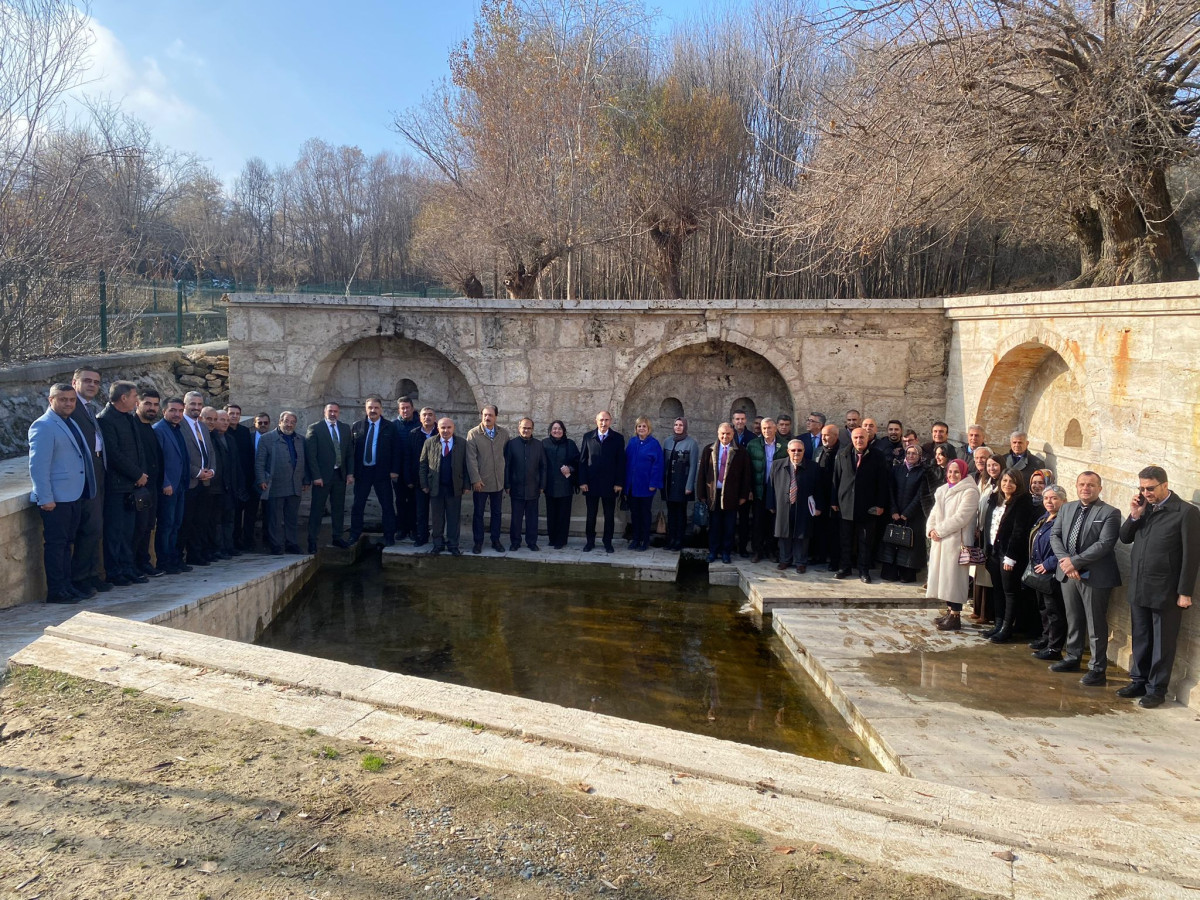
[466,405,510,554]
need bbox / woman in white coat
[927,458,981,632]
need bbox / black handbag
[127,485,153,512]
[882,523,914,548]
[1021,561,1055,592]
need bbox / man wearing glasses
[1117,466,1200,708]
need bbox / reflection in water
[257,559,874,766]
[863,644,1130,718]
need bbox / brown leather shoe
[936,612,961,631]
[795,564,807,574]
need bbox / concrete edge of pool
[10,609,1199,899]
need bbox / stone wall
[0,341,230,462]
[227,296,950,441]
[944,282,1200,707]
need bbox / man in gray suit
[1003,431,1047,474]
[1117,465,1200,708]
[305,402,354,553]
[419,417,469,556]
[1050,471,1122,685]
[68,367,110,595]
[256,410,308,555]
[180,391,216,566]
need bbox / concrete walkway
[773,607,1200,824]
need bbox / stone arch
[309,335,479,423]
[620,340,793,444]
[975,332,1099,472]
[730,397,757,422]
[1064,418,1083,448]
[658,397,684,430]
[395,377,419,402]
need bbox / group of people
[27,380,1198,706]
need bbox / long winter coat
[765,457,823,539]
[624,435,663,498]
[661,435,699,502]
[925,477,981,606]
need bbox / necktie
[789,466,797,504]
[194,421,208,468]
[856,453,862,469]
[364,422,375,466]
[718,446,728,483]
[329,423,339,447]
[442,440,449,457]
[598,432,605,443]
[66,417,96,499]
[1068,505,1087,553]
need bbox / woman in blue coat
[624,416,663,551]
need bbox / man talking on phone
[1117,466,1200,708]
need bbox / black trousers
[666,499,689,548]
[584,491,617,546]
[473,490,503,546]
[1129,602,1184,698]
[41,500,82,597]
[628,495,653,547]
[736,502,752,554]
[393,479,415,539]
[509,496,539,548]
[182,484,216,562]
[545,495,572,547]
[133,491,159,569]
[102,488,137,579]
[752,496,777,558]
[350,468,395,540]
[814,508,840,569]
[1036,584,1067,651]
[218,491,237,553]
[308,473,348,545]
[838,517,876,574]
[72,456,105,582]
[413,488,430,544]
[429,490,463,550]
[234,496,256,548]
[708,499,738,556]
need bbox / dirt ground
[0,666,990,900]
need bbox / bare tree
[765,0,1200,287]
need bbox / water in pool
[256,559,874,766]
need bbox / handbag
[127,485,153,512]
[692,500,710,529]
[959,545,985,566]
[882,523,914,548]
[654,510,667,535]
[1021,561,1055,592]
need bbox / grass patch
[361,754,386,772]
[313,746,339,760]
[302,728,318,737]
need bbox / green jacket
[746,435,784,497]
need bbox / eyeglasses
[1139,484,1162,493]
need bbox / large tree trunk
[647,217,697,300]
[461,273,485,299]
[1073,169,1197,287]
[502,251,561,300]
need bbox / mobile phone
[1134,494,1145,507]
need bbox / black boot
[989,604,1017,644]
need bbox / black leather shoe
[285,544,303,554]
[308,541,318,554]
[721,553,731,564]
[69,582,96,599]
[332,538,350,549]
[128,574,149,585]
[860,573,872,584]
[46,591,82,604]
[510,544,520,552]
[1138,694,1165,709]
[90,578,115,593]
[450,548,463,556]
[834,570,850,580]
[1080,670,1106,687]
[473,543,483,554]
[605,544,615,554]
[1033,648,1062,660]
[706,553,717,563]
[582,542,595,552]
[429,546,443,555]
[1028,639,1048,651]
[177,563,194,572]
[1116,682,1147,698]
[1050,659,1081,672]
[107,574,132,587]
[528,544,539,552]
[491,541,505,553]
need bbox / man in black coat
[504,417,546,551]
[392,395,419,541]
[226,404,257,551]
[578,410,625,553]
[68,367,110,595]
[812,424,841,570]
[305,401,355,552]
[132,389,165,577]
[96,381,150,586]
[349,395,400,546]
[831,427,889,583]
[1117,465,1200,708]
[405,407,439,547]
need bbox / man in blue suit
[28,383,96,603]
[153,397,190,573]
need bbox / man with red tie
[831,427,889,583]
[697,423,753,565]
[419,417,470,556]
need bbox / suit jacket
[405,427,438,486]
[96,404,146,493]
[696,441,753,511]
[765,456,823,539]
[1050,499,1122,588]
[419,435,468,497]
[69,398,106,483]
[228,423,256,496]
[1003,451,1047,473]
[831,446,889,522]
[134,417,164,493]
[305,419,354,484]
[578,429,626,493]
[504,436,546,500]
[351,416,400,478]
[154,419,189,494]
[255,428,307,498]
[209,430,232,494]
[1119,493,1200,609]
[180,414,213,490]
[28,409,91,505]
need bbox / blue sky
[77,0,710,184]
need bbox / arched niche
[395,378,419,403]
[621,341,792,444]
[976,341,1089,480]
[730,397,757,422]
[658,397,684,432]
[321,336,477,421]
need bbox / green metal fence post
[152,280,158,313]
[99,270,108,351]
[176,281,184,347]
